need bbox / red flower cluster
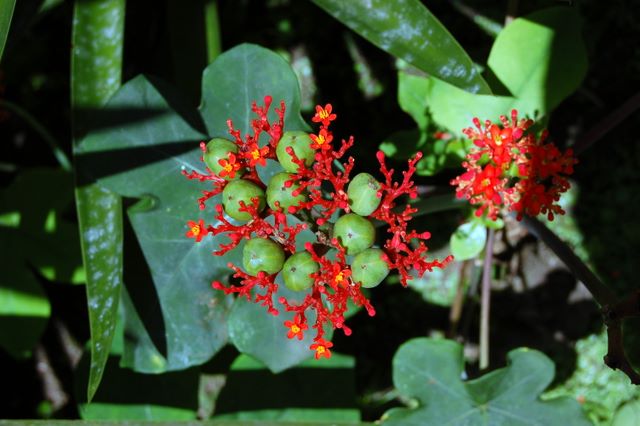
[450,110,576,221]
[184,97,451,359]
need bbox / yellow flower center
[316,345,326,355]
[251,149,261,160]
[316,135,326,145]
[291,324,300,333]
[319,109,329,119]
[481,178,491,188]
[191,225,201,235]
[335,271,345,283]
[223,163,233,172]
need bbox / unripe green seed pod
[333,213,375,255]
[204,138,244,180]
[351,248,389,288]
[282,251,319,291]
[276,131,315,172]
[222,179,265,221]
[242,238,285,276]
[347,172,382,216]
[266,172,307,211]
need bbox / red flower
[185,219,208,242]
[310,128,333,150]
[452,110,576,221]
[284,317,308,340]
[244,143,270,167]
[218,153,242,179]
[312,104,337,125]
[310,339,333,359]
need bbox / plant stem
[505,0,518,26]
[204,0,221,63]
[480,228,495,370]
[0,99,71,171]
[450,0,502,38]
[448,260,469,338]
[573,90,640,155]
[519,215,617,306]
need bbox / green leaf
[0,0,15,63]
[487,7,587,116]
[0,255,51,358]
[398,72,431,130]
[612,399,640,426]
[312,0,490,94]
[227,281,323,373]
[450,221,487,261]
[200,43,308,135]
[77,75,231,373]
[0,169,84,284]
[420,73,518,135]
[75,352,199,420]
[77,44,312,373]
[383,338,591,425]
[214,353,359,422]
[71,0,125,401]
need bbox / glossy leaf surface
[312,0,490,94]
[71,0,125,401]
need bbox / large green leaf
[487,7,587,116]
[71,0,125,402]
[417,72,519,135]
[78,44,314,372]
[200,44,308,135]
[312,0,490,94]
[383,338,591,425]
[0,0,15,63]
[450,221,487,261]
[77,75,231,373]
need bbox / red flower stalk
[185,97,451,359]
[451,110,576,221]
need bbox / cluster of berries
[184,97,451,359]
[450,110,576,221]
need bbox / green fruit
[266,172,307,211]
[351,248,389,288]
[276,131,315,172]
[243,238,285,276]
[347,172,382,216]
[333,213,375,255]
[222,179,265,221]
[203,138,244,180]
[282,251,319,291]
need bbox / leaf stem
[0,99,71,171]
[480,227,495,370]
[505,0,518,26]
[573,90,640,155]
[204,0,222,63]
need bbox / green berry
[351,248,389,288]
[276,131,315,172]
[203,138,244,180]
[266,172,307,211]
[282,251,319,291]
[347,172,382,216]
[222,179,265,221]
[242,238,285,276]
[333,213,375,255]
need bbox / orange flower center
[290,324,300,333]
